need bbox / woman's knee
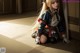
[40,34,47,44]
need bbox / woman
[32,0,69,44]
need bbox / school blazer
[38,10,66,34]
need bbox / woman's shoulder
[42,10,51,17]
[44,10,51,14]
[38,10,51,19]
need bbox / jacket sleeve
[38,11,50,35]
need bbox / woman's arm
[38,11,50,36]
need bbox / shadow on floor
[39,39,80,53]
[0,34,43,53]
[0,12,38,21]
[0,34,80,53]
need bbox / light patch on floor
[0,22,32,38]
[0,17,40,48]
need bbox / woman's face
[51,1,59,10]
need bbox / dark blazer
[38,9,66,35]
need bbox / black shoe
[32,31,37,38]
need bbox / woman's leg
[40,34,47,44]
[35,34,47,44]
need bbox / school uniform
[38,9,66,34]
[33,9,66,43]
